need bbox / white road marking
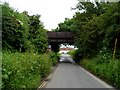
[38,81,47,89]
[38,66,59,89]
[38,73,52,89]
[79,66,113,88]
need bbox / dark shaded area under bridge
[47,31,75,52]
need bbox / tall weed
[79,54,119,89]
[2,51,56,89]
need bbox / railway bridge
[47,31,75,52]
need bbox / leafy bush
[2,3,48,53]
[49,52,59,66]
[68,50,82,63]
[2,51,56,89]
[79,54,120,89]
[54,2,120,58]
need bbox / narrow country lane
[45,54,113,88]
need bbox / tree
[2,3,48,53]
[28,14,48,53]
[54,1,120,58]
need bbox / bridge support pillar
[50,43,60,53]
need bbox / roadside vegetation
[55,1,120,89]
[2,51,58,89]
[1,1,120,89]
[80,54,120,88]
[69,49,120,88]
[1,3,58,89]
[67,50,82,63]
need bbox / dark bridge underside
[47,31,75,52]
[47,32,75,43]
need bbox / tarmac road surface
[45,54,113,88]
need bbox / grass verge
[79,57,120,89]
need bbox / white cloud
[1,0,78,30]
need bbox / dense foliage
[56,1,120,89]
[67,49,82,63]
[1,1,120,89]
[1,3,59,89]
[2,3,48,53]
[2,51,58,89]
[80,56,120,88]
[55,2,120,58]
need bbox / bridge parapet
[47,31,75,43]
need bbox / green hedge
[68,50,81,63]
[49,52,60,66]
[80,56,120,89]
[2,51,58,89]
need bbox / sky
[1,0,78,30]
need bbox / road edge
[79,65,114,88]
[37,64,59,89]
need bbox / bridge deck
[47,32,75,39]
[47,32,75,43]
